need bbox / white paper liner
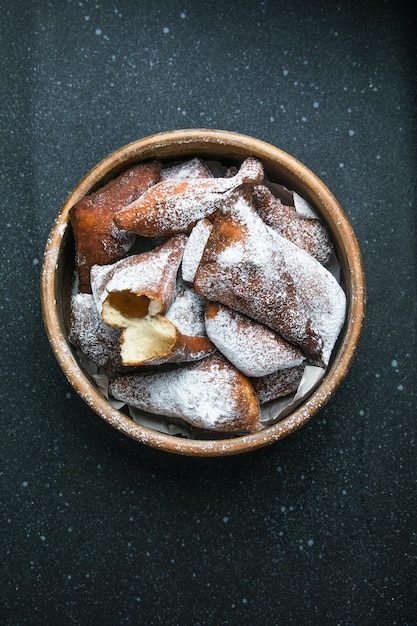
[72,171,343,439]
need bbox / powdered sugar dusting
[68,293,124,372]
[195,190,346,366]
[181,219,213,283]
[205,304,305,377]
[160,157,213,181]
[109,355,260,432]
[165,283,207,337]
[91,235,187,316]
[115,157,264,236]
[58,152,351,445]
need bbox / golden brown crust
[250,365,305,404]
[113,157,264,237]
[109,354,261,433]
[70,161,162,292]
[194,186,346,366]
[252,185,333,265]
[90,235,187,323]
[68,293,125,373]
[120,284,216,367]
[205,302,305,377]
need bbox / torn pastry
[162,282,216,362]
[250,365,305,404]
[70,160,162,292]
[114,156,264,237]
[194,185,346,367]
[90,235,187,365]
[205,302,305,377]
[120,282,216,366]
[109,354,261,433]
[68,293,124,373]
[252,185,333,265]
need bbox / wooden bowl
[41,129,365,456]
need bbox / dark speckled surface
[2,1,416,624]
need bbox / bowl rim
[41,128,366,456]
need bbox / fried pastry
[163,282,215,361]
[114,156,264,237]
[181,218,213,283]
[109,354,261,433]
[252,185,333,265]
[205,302,305,377]
[250,365,305,404]
[90,235,187,365]
[70,160,162,292]
[68,293,124,373]
[194,186,346,367]
[120,282,216,366]
[159,157,213,181]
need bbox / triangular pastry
[109,354,261,433]
[205,302,304,377]
[68,293,124,373]
[114,156,264,237]
[252,185,333,265]
[90,235,187,365]
[70,161,161,292]
[194,186,346,367]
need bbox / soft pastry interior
[68,156,346,435]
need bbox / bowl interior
[41,129,365,456]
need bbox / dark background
[2,1,416,624]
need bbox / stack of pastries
[68,155,346,435]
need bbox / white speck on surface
[163,26,170,34]
[180,12,186,19]
[223,517,229,523]
[283,69,289,76]
[22,481,28,487]
[313,101,319,108]
[307,539,314,547]
[397,384,404,391]
[32,258,39,265]
[349,129,355,136]
[95,28,102,35]
[391,359,398,368]
[339,163,344,168]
